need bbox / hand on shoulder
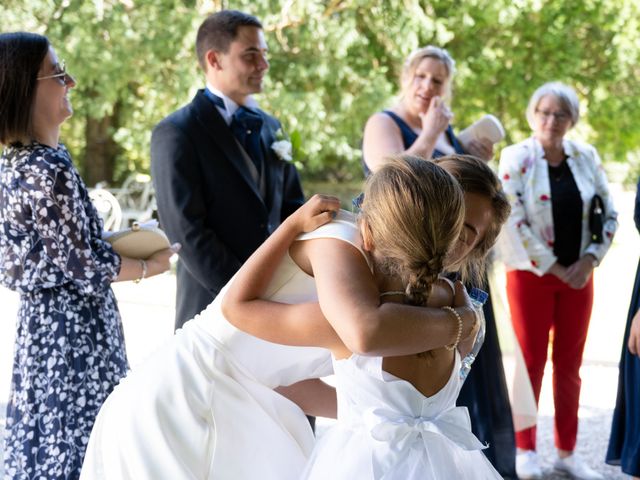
[427,278,455,309]
[284,194,340,234]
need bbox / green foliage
[3,0,639,185]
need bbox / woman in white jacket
[498,82,617,480]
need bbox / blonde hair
[361,155,464,306]
[400,45,456,99]
[434,155,510,285]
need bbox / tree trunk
[82,101,122,187]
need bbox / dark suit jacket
[151,90,305,329]
[635,176,640,234]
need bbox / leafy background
[4,0,640,190]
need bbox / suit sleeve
[280,161,305,220]
[151,120,242,294]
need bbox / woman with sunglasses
[0,32,177,479]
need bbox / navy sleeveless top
[362,110,465,176]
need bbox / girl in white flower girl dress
[223,157,503,479]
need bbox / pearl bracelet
[443,306,463,351]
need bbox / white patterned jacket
[497,136,618,275]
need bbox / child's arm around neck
[221,195,345,351]
[223,196,478,358]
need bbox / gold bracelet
[134,259,147,284]
[442,306,463,351]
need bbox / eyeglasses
[535,109,570,122]
[37,61,73,85]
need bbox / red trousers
[506,270,594,452]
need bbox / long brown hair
[0,32,50,146]
[361,155,464,306]
[434,154,510,285]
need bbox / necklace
[379,290,406,298]
[548,157,569,182]
[549,164,565,181]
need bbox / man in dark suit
[151,10,305,329]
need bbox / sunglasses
[37,61,73,85]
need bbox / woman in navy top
[362,45,492,174]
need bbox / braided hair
[361,156,464,307]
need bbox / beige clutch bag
[104,221,170,259]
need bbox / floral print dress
[0,142,128,479]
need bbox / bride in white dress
[80,157,478,480]
[223,157,508,479]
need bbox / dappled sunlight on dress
[1,143,127,479]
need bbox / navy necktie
[230,106,264,172]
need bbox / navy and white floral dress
[0,142,128,479]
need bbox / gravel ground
[536,410,625,479]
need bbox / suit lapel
[192,91,263,203]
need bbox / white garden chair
[114,173,156,227]
[89,187,123,232]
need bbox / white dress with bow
[302,351,501,479]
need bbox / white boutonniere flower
[271,140,292,161]
[271,129,293,161]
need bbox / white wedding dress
[302,351,502,479]
[81,211,364,480]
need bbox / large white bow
[364,406,487,479]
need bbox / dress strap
[382,110,418,150]
[432,125,465,159]
[296,210,372,272]
[437,275,456,296]
[445,125,466,155]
